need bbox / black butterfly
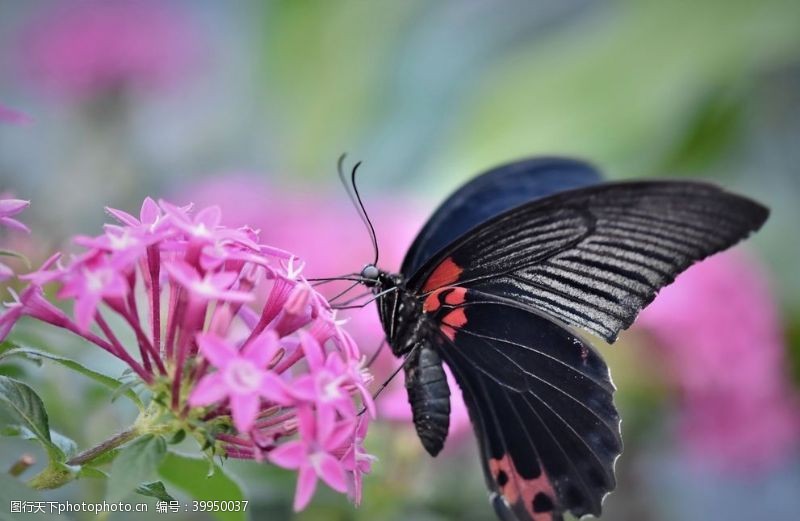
[346,157,768,521]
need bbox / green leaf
[0,376,64,462]
[49,430,78,458]
[78,466,109,479]
[167,429,186,445]
[0,249,30,268]
[0,344,144,409]
[158,452,246,521]
[109,379,141,404]
[0,474,60,521]
[106,435,166,502]
[136,481,176,502]
[1,425,77,458]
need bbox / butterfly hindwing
[401,157,603,276]
[411,181,769,342]
[424,287,620,520]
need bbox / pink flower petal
[316,452,348,494]
[74,293,100,331]
[324,420,357,453]
[299,331,324,371]
[0,199,30,216]
[285,375,316,402]
[104,206,140,227]
[195,205,222,228]
[259,372,292,405]
[269,440,306,469]
[139,197,161,225]
[242,330,281,367]
[0,263,13,281]
[196,333,236,369]
[188,373,228,406]
[164,260,200,286]
[0,217,31,234]
[293,464,318,512]
[230,393,260,433]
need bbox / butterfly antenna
[350,160,380,266]
[337,154,380,265]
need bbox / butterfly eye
[361,264,380,280]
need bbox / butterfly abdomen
[404,343,451,457]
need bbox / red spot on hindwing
[423,286,468,313]
[441,324,457,341]
[443,307,467,328]
[423,292,441,313]
[489,454,558,521]
[422,257,463,292]
[444,286,467,305]
[422,286,469,341]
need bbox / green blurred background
[1,1,799,520]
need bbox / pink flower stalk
[0,197,375,508]
[17,0,201,99]
[185,175,474,446]
[0,104,31,125]
[0,198,30,281]
[637,251,800,473]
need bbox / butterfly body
[360,157,768,521]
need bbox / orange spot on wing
[441,324,456,341]
[443,307,467,328]
[424,287,468,313]
[489,454,557,521]
[444,287,467,305]
[422,257,463,292]
[423,291,441,313]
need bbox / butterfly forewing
[401,157,602,276]
[410,181,769,342]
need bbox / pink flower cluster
[638,252,800,473]
[17,0,200,99]
[0,198,30,281]
[0,198,375,509]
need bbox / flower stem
[66,426,140,467]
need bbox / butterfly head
[359,264,403,294]
[360,263,380,283]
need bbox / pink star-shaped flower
[189,332,292,432]
[0,199,30,232]
[165,261,253,304]
[57,251,130,330]
[289,332,375,418]
[269,406,352,511]
[341,416,375,506]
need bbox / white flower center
[109,231,134,250]
[192,222,210,238]
[85,268,112,293]
[225,359,262,393]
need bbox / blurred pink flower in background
[0,198,30,281]
[638,251,800,473]
[186,174,474,447]
[16,0,201,99]
[0,104,31,125]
